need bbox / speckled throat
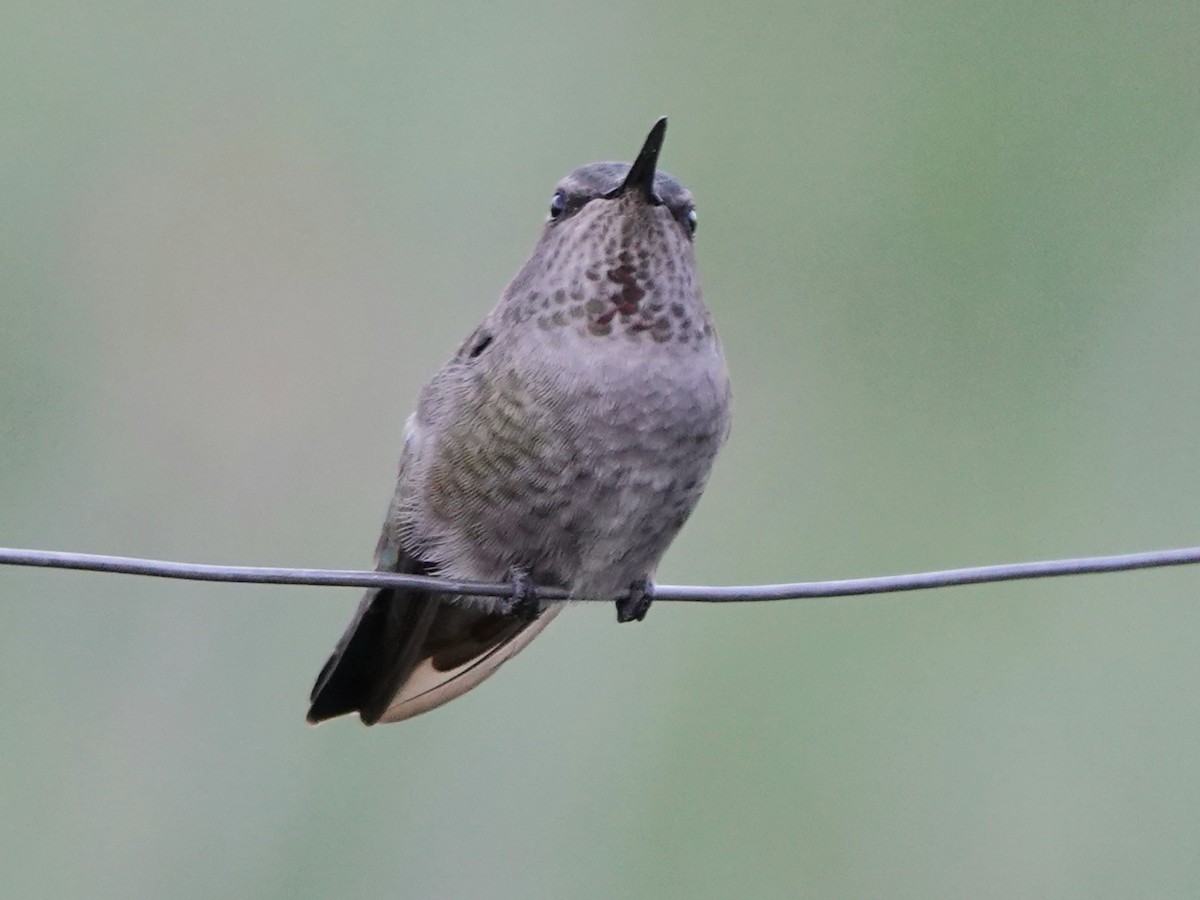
[496,193,715,355]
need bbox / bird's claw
[616,577,654,623]
[501,567,541,622]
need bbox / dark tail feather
[307,536,563,725]
[307,582,562,725]
[307,585,440,724]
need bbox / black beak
[618,117,667,202]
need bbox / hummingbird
[307,118,732,725]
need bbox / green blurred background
[3,2,1200,897]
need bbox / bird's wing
[308,348,563,724]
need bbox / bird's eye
[686,207,698,235]
[549,190,567,220]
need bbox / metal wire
[2,545,1197,602]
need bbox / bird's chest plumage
[411,317,730,599]
[401,192,731,600]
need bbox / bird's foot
[616,577,654,623]
[500,567,541,623]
